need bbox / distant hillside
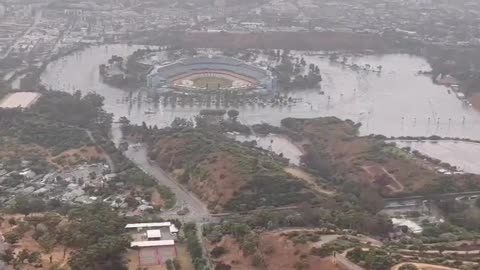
[280,117,480,196]
[142,128,319,213]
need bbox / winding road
[110,124,211,222]
[123,145,211,223]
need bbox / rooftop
[146,229,162,239]
[125,222,173,229]
[130,240,175,248]
[392,218,423,234]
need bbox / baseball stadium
[147,56,276,92]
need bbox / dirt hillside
[148,128,318,212]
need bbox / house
[19,168,36,179]
[125,222,179,267]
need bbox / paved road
[123,145,211,223]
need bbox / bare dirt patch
[0,137,105,170]
[0,214,71,270]
[362,165,404,193]
[0,138,50,161]
[293,117,465,195]
[284,166,335,196]
[49,146,106,169]
[150,188,165,208]
[208,231,343,270]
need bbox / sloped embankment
[147,128,318,213]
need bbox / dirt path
[362,165,405,193]
[269,229,382,247]
[337,248,366,270]
[284,166,335,196]
[83,129,116,172]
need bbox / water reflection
[396,140,480,174]
[232,134,302,165]
[40,45,480,139]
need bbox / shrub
[399,264,419,270]
[210,246,227,258]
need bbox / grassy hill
[280,117,480,196]
[141,127,319,213]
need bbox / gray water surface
[40,45,480,139]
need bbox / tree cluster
[63,204,130,270]
[183,223,210,270]
[347,247,394,270]
[273,51,322,90]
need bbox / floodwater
[40,44,480,139]
[395,140,480,174]
[11,73,26,89]
[232,134,302,165]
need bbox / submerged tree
[227,109,240,122]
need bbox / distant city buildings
[0,0,479,88]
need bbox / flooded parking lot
[40,45,480,139]
[395,140,480,174]
[232,134,303,165]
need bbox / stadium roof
[152,55,271,82]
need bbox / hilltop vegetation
[280,117,480,196]
[0,92,97,155]
[0,90,176,213]
[203,221,367,270]
[122,118,392,237]
[0,204,130,270]
[0,90,139,172]
[0,90,112,173]
[124,121,318,213]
